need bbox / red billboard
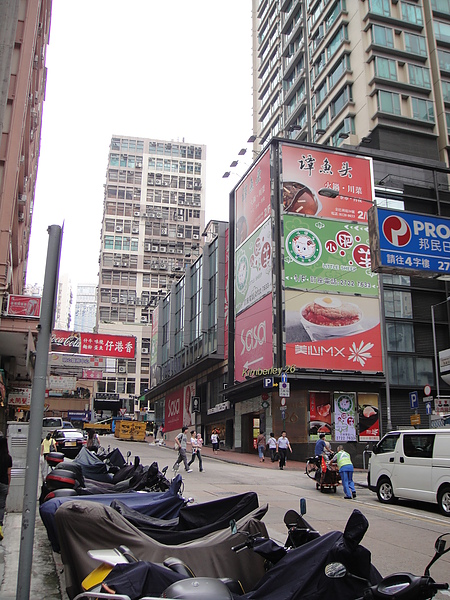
[164,383,196,432]
[281,144,373,223]
[234,293,273,382]
[235,148,271,246]
[7,295,41,317]
[51,330,136,359]
[224,227,229,360]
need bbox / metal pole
[431,304,440,400]
[379,277,393,432]
[16,225,62,600]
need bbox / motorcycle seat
[163,556,195,578]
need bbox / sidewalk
[0,445,367,599]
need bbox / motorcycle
[325,531,450,599]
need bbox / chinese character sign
[7,295,41,318]
[284,215,378,296]
[334,392,357,442]
[235,149,271,246]
[281,144,374,223]
[51,330,136,359]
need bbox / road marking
[350,498,449,525]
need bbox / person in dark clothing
[0,436,12,540]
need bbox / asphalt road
[104,435,450,589]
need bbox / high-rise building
[74,284,97,332]
[252,0,450,163]
[54,273,72,330]
[96,135,206,404]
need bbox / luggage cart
[315,462,340,493]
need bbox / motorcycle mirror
[325,562,347,579]
[435,533,450,556]
[284,510,301,528]
[300,498,306,516]
[230,519,238,535]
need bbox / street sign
[281,409,286,420]
[409,391,419,410]
[192,396,200,412]
[263,377,274,388]
[423,395,433,403]
[425,402,432,415]
[410,414,421,425]
[281,372,288,384]
[424,385,431,396]
[279,382,290,398]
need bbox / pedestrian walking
[267,432,277,462]
[0,436,12,540]
[40,432,56,479]
[173,426,192,473]
[256,430,266,462]
[211,429,219,455]
[188,432,204,472]
[276,430,292,470]
[330,444,356,499]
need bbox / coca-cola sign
[51,330,136,359]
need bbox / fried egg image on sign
[302,296,362,327]
[292,234,317,260]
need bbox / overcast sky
[26,1,253,291]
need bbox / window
[438,49,450,72]
[377,91,401,115]
[402,2,423,26]
[412,97,435,122]
[386,322,415,352]
[389,356,433,386]
[369,0,390,17]
[374,57,397,81]
[434,20,450,44]
[325,0,346,32]
[372,25,394,48]
[408,65,431,88]
[446,112,450,134]
[404,33,427,57]
[403,434,434,459]
[330,85,352,118]
[375,433,400,454]
[328,55,350,89]
[330,116,355,146]
[327,26,348,60]
[384,290,412,318]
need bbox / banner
[165,383,196,431]
[51,330,136,359]
[6,295,41,317]
[334,392,357,442]
[358,393,380,441]
[309,392,332,440]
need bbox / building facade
[0,0,52,430]
[252,0,450,164]
[54,273,72,330]
[73,283,97,332]
[95,135,206,410]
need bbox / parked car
[42,417,64,439]
[62,421,75,429]
[52,429,86,458]
[368,428,450,516]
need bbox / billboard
[235,217,273,314]
[235,149,271,246]
[281,144,373,223]
[6,295,41,317]
[8,387,32,407]
[369,207,450,276]
[164,383,196,431]
[285,290,382,372]
[51,330,136,359]
[283,214,378,296]
[334,392,357,442]
[50,354,106,368]
[235,293,273,382]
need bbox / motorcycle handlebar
[231,541,250,552]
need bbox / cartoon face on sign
[293,234,316,260]
[286,229,321,265]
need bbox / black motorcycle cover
[111,491,261,543]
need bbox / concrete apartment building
[0,0,52,429]
[54,273,72,330]
[252,0,450,163]
[95,135,206,408]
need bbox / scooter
[325,532,450,600]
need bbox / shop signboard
[50,354,105,368]
[51,330,136,359]
[8,387,32,407]
[334,392,357,442]
[6,295,41,317]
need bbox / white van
[368,429,450,516]
[42,416,63,439]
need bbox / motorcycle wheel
[437,485,450,516]
[376,477,397,504]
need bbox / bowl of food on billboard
[300,295,362,340]
[283,182,322,216]
[309,421,332,436]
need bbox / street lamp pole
[431,297,450,400]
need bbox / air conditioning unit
[118,366,126,373]
[141,348,149,354]
[177,249,183,254]
[160,247,166,253]
[156,213,162,219]
[136,162,143,168]
[18,194,27,203]
[160,263,167,270]
[177,233,183,238]
[111,298,118,304]
[132,227,139,234]
[134,211,140,217]
[144,244,151,251]
[128,298,135,304]
[18,213,24,222]
[168,248,175,253]
[152,245,159,252]
[122,261,128,267]
[161,228,168,235]
[116,226,123,232]
[114,261,120,266]
[119,298,126,304]
[140,316,148,323]
[193,234,199,239]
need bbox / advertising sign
[334,392,357,442]
[50,354,106,368]
[309,391,332,440]
[81,369,103,380]
[285,290,382,372]
[235,148,271,246]
[51,330,136,359]
[234,294,274,382]
[369,207,450,276]
[358,393,380,441]
[48,375,77,391]
[224,227,229,360]
[283,215,378,296]
[6,295,41,318]
[235,217,273,314]
[8,387,32,407]
[281,144,373,223]
[164,383,196,431]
